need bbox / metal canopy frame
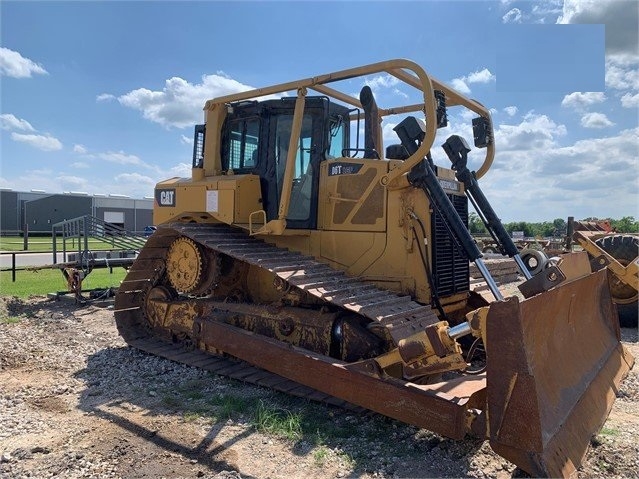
[204,59,495,183]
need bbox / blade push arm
[442,135,532,280]
[393,117,503,303]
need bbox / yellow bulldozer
[114,59,634,477]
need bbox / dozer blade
[485,269,634,477]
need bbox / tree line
[468,214,639,238]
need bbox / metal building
[0,190,153,235]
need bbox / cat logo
[155,189,176,207]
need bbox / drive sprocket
[166,236,221,295]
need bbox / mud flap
[485,269,634,477]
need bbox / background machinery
[114,59,634,477]
[567,218,638,327]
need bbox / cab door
[260,98,329,230]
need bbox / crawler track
[114,222,439,407]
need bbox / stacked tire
[595,235,638,328]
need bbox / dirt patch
[0,295,636,478]
[25,395,71,414]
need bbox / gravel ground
[0,295,637,479]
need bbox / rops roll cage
[199,59,495,234]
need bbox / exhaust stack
[359,85,380,159]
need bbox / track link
[115,222,439,406]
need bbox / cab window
[328,117,346,158]
[223,117,260,172]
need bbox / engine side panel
[153,175,262,226]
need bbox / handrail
[51,215,146,267]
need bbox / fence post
[52,225,58,265]
[62,222,67,263]
[12,253,16,282]
[83,216,89,271]
[23,223,28,251]
[83,216,89,254]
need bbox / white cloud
[180,134,193,145]
[392,88,409,99]
[114,172,157,187]
[450,78,471,95]
[117,74,262,128]
[494,113,567,151]
[580,112,615,128]
[450,68,495,95]
[73,144,88,154]
[0,113,35,132]
[2,113,69,154]
[499,1,562,25]
[0,169,55,193]
[0,47,48,78]
[502,8,522,23]
[466,69,495,84]
[365,74,399,90]
[96,93,116,102]
[561,91,607,109]
[459,108,477,122]
[166,163,192,178]
[70,162,89,169]
[531,2,563,19]
[382,121,399,145]
[605,57,639,91]
[558,0,638,58]
[480,126,639,221]
[10,132,63,151]
[6,171,92,195]
[98,151,144,166]
[552,127,638,162]
[361,75,409,99]
[56,175,89,189]
[621,92,639,108]
[503,106,518,116]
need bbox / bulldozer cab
[218,97,350,230]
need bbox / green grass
[185,390,204,400]
[599,427,620,437]
[0,315,21,324]
[313,445,331,466]
[150,377,409,474]
[0,236,135,252]
[597,459,614,473]
[0,267,127,297]
[164,385,306,442]
[183,411,203,422]
[161,395,181,408]
[312,442,354,468]
[208,393,254,420]
[177,379,209,393]
[160,383,257,423]
[252,399,303,440]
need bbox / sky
[1,0,638,223]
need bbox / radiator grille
[431,194,470,297]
